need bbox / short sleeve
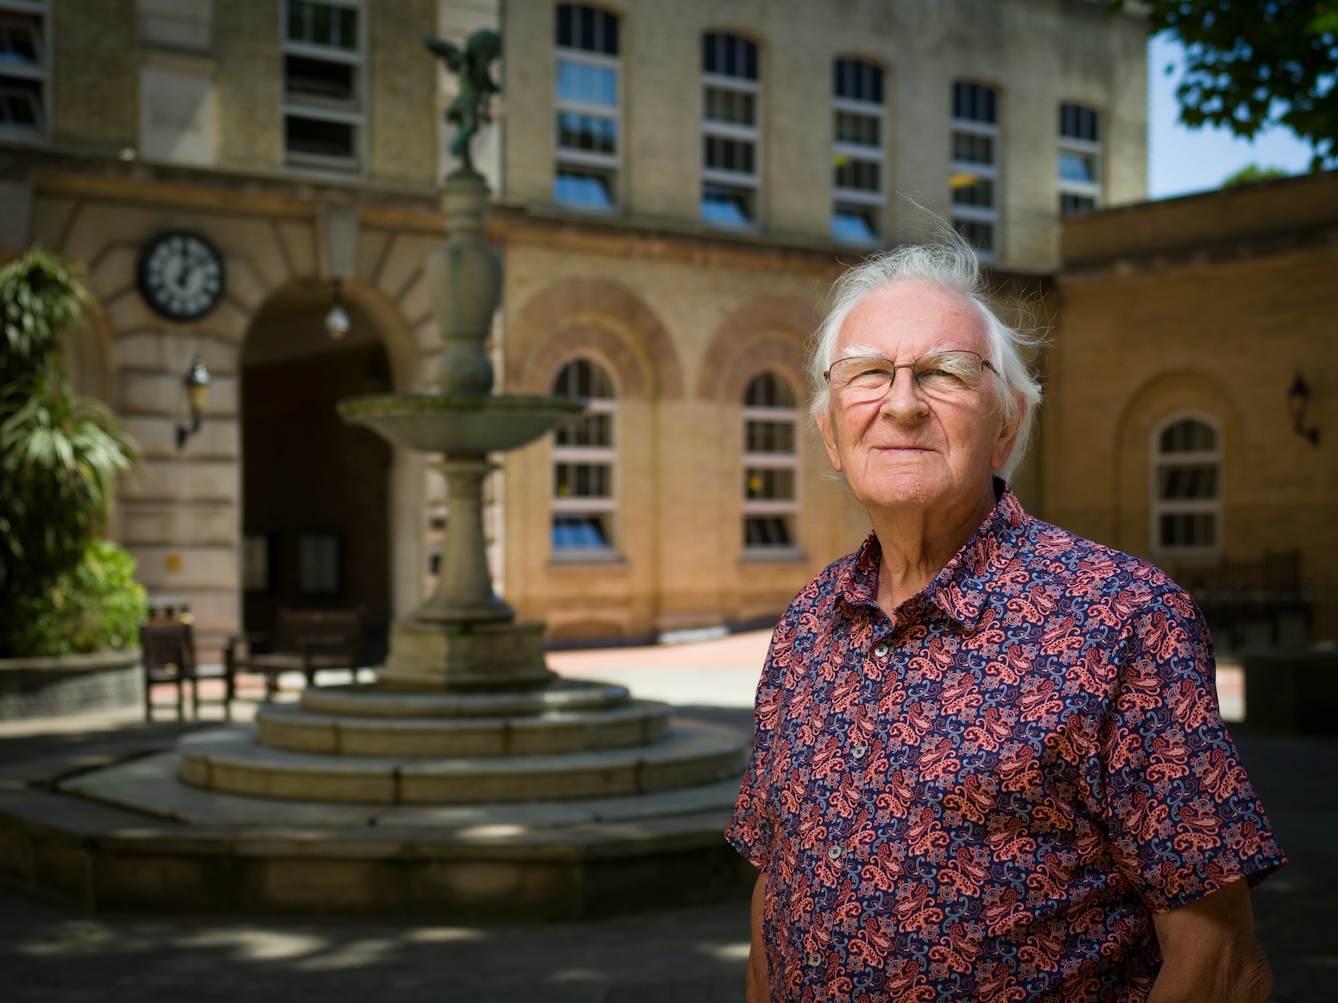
[1095,589,1287,912]
[724,606,796,872]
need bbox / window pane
[1059,102,1099,142]
[834,157,880,192]
[0,76,43,129]
[1158,464,1219,501]
[1059,151,1096,183]
[953,219,993,252]
[1160,512,1216,548]
[745,372,796,407]
[953,81,997,123]
[555,412,612,447]
[745,467,795,500]
[553,358,615,399]
[705,136,756,175]
[557,60,617,105]
[952,131,994,165]
[285,55,355,102]
[951,177,994,207]
[1060,193,1096,216]
[555,167,614,208]
[557,112,616,154]
[553,514,610,549]
[835,111,880,146]
[287,1,357,50]
[286,115,355,158]
[833,204,879,242]
[0,15,43,67]
[745,516,793,547]
[746,420,795,453]
[555,463,611,498]
[703,32,759,80]
[701,184,755,225]
[1160,419,1217,453]
[834,58,883,104]
[704,86,756,126]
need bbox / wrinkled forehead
[836,280,989,359]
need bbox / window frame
[949,80,1001,261]
[1057,101,1103,216]
[280,0,367,176]
[831,57,887,244]
[741,372,801,559]
[554,4,622,212]
[550,358,620,561]
[0,0,52,143]
[700,31,762,229]
[1149,413,1223,561]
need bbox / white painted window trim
[832,78,886,239]
[1149,413,1223,561]
[949,102,1000,261]
[701,64,761,226]
[742,397,800,556]
[0,0,51,144]
[551,392,618,555]
[554,34,621,208]
[280,0,367,176]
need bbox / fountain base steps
[379,619,555,690]
[0,733,756,920]
[179,720,747,804]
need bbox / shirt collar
[834,478,1028,632]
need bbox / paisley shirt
[726,486,1285,1002]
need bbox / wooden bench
[225,607,365,700]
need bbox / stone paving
[0,631,1330,1002]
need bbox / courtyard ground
[0,630,1331,1002]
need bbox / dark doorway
[241,289,393,666]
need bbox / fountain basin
[338,393,584,454]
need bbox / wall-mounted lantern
[1287,373,1320,446]
[176,356,211,449]
[325,278,350,340]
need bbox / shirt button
[827,844,842,860]
[852,743,867,760]
[873,642,889,658]
[808,951,823,967]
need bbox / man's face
[815,280,1020,515]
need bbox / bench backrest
[272,607,364,658]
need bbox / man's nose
[881,365,928,422]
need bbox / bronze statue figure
[424,29,502,172]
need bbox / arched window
[554,4,621,210]
[1152,417,1221,555]
[701,31,761,227]
[742,372,798,551]
[551,358,617,553]
[832,57,885,242]
[1058,102,1102,215]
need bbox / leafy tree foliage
[0,249,140,657]
[1221,162,1290,185]
[1129,0,1338,166]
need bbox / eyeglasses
[823,351,998,404]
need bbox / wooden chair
[141,621,236,721]
[225,607,365,700]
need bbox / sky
[1148,34,1317,199]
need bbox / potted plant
[0,249,145,717]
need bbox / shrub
[6,539,148,658]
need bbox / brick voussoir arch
[522,321,650,399]
[508,279,684,400]
[697,296,820,403]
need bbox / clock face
[138,231,225,321]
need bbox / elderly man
[727,239,1284,1002]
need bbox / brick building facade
[0,0,1150,652]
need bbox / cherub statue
[424,29,502,173]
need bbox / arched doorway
[240,281,394,665]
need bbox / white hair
[809,228,1045,479]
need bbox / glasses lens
[830,358,895,400]
[913,352,983,394]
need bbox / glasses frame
[823,350,999,402]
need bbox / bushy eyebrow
[835,343,964,362]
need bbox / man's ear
[815,406,843,473]
[990,394,1026,472]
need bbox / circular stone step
[255,699,671,757]
[178,719,748,804]
[299,678,630,718]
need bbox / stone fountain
[24,30,753,920]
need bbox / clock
[137,230,225,321]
